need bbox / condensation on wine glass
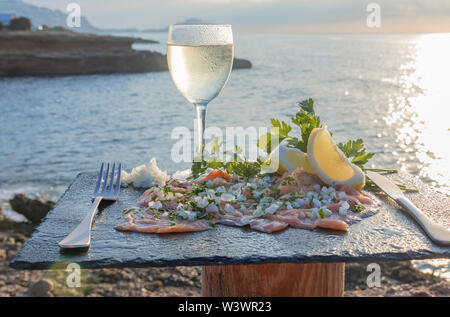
[168,24,233,46]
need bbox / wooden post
[202,262,345,297]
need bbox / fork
[58,162,122,249]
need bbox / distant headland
[0,29,251,77]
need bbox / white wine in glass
[167,24,234,158]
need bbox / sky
[23,0,450,32]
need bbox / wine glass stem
[195,103,207,159]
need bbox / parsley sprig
[258,98,375,169]
[189,142,264,180]
[337,139,375,169]
[257,97,417,193]
[257,98,322,154]
[287,98,322,152]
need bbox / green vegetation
[9,17,32,31]
[337,139,375,169]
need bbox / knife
[366,171,450,246]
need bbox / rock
[24,279,54,297]
[9,194,55,223]
[0,30,164,76]
[9,232,28,244]
[411,291,431,297]
[233,58,252,70]
[0,50,169,76]
[152,280,163,290]
[0,30,251,76]
[345,281,450,297]
[428,282,450,295]
[0,213,17,230]
[345,261,443,291]
[0,212,35,236]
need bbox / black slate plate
[10,172,450,270]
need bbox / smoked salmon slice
[115,214,211,233]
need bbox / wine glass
[167,24,234,159]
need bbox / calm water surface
[0,33,449,278]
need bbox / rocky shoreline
[0,30,251,76]
[0,194,448,297]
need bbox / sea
[0,32,449,280]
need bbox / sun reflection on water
[384,34,450,195]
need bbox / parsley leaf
[351,203,365,213]
[318,208,326,219]
[257,98,322,153]
[288,98,322,152]
[190,161,208,179]
[257,119,291,154]
[337,139,375,169]
[270,118,292,138]
[257,132,275,154]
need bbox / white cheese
[252,190,262,198]
[148,200,162,210]
[177,209,190,219]
[313,198,322,207]
[264,203,280,215]
[216,186,226,193]
[323,207,333,217]
[293,198,305,208]
[339,201,350,209]
[284,202,293,210]
[311,207,321,219]
[252,205,264,217]
[195,196,209,208]
[206,203,219,213]
[338,207,348,216]
[221,193,235,202]
[241,216,253,225]
[224,204,236,213]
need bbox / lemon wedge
[307,125,365,190]
[268,144,316,175]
